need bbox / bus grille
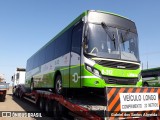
[102,76,138,85]
[96,60,139,70]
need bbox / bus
[25,10,142,94]
[142,67,160,87]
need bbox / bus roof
[142,67,160,72]
[28,10,132,60]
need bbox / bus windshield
[85,23,140,62]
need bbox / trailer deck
[12,84,160,120]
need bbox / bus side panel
[69,22,83,88]
[59,53,71,88]
[69,52,81,88]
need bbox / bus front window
[86,23,119,57]
[119,29,139,61]
[85,23,139,62]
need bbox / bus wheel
[143,82,149,87]
[55,75,63,95]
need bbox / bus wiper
[121,33,125,50]
[120,29,130,50]
[85,52,97,58]
[101,22,116,49]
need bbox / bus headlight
[93,69,100,76]
[86,65,92,72]
[85,64,101,78]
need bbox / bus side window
[72,22,83,55]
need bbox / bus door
[70,22,83,88]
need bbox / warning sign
[120,93,159,111]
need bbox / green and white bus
[142,67,160,87]
[25,10,142,94]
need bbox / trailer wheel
[55,75,63,95]
[53,101,65,119]
[39,97,45,111]
[45,99,53,116]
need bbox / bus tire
[55,75,63,95]
[143,82,149,87]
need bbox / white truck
[11,68,26,95]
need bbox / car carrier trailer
[13,85,160,120]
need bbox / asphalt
[0,87,53,120]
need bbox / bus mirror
[83,37,88,51]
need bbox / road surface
[0,87,53,120]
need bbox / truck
[11,68,26,95]
[12,10,160,119]
[0,74,9,102]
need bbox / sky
[0,0,160,84]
